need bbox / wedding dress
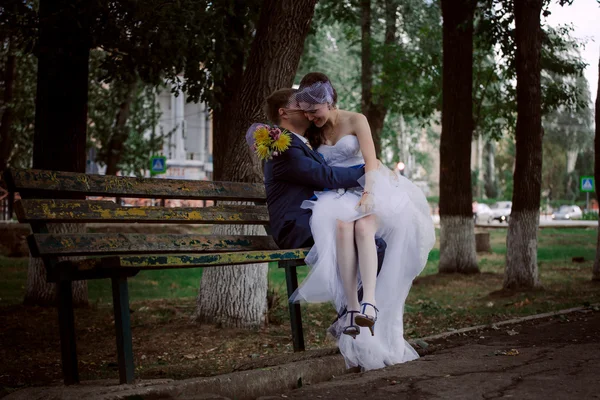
[290,134,436,370]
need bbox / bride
[289,72,436,371]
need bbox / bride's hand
[356,191,375,214]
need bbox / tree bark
[484,140,498,198]
[0,38,17,172]
[360,0,378,156]
[105,80,138,176]
[593,56,600,282]
[504,0,543,290]
[438,0,478,274]
[196,0,317,328]
[211,2,247,180]
[25,0,91,306]
[361,0,398,159]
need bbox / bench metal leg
[57,280,79,385]
[283,265,305,352]
[111,276,135,384]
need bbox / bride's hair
[298,72,337,149]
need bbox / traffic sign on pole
[150,156,167,176]
[581,176,594,193]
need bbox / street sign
[150,156,167,176]
[581,176,595,193]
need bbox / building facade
[155,88,213,181]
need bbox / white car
[473,203,493,223]
[488,201,512,223]
[552,205,583,220]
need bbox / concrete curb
[4,354,347,400]
[411,303,600,345]
[5,304,598,400]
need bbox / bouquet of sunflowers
[245,123,292,161]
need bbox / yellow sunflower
[253,126,272,146]
[255,144,271,160]
[273,132,292,152]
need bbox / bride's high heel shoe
[342,310,362,339]
[355,302,378,336]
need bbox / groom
[262,88,386,277]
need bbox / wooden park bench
[3,168,309,385]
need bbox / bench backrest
[3,168,279,259]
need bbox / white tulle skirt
[290,164,436,370]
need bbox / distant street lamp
[396,161,405,176]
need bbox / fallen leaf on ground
[494,349,519,356]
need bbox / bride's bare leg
[354,215,378,318]
[336,220,359,325]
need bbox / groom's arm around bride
[263,89,365,250]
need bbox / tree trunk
[484,140,498,198]
[360,0,380,157]
[211,2,247,179]
[196,0,317,328]
[25,0,91,307]
[361,0,398,159]
[0,38,17,172]
[105,80,138,176]
[438,0,478,274]
[593,56,600,282]
[504,0,543,290]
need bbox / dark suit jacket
[264,134,365,249]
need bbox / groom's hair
[264,88,296,125]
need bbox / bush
[582,211,598,221]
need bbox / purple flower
[269,127,282,141]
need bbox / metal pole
[587,192,590,211]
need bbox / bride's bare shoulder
[339,110,367,124]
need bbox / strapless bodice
[317,135,364,167]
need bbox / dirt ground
[0,298,308,391]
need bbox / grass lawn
[1,227,599,386]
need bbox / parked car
[488,201,512,223]
[552,205,583,220]
[473,203,493,224]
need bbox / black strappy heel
[342,310,362,339]
[355,302,379,336]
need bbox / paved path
[261,309,600,400]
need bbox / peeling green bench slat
[15,199,270,224]
[30,233,280,257]
[4,168,266,201]
[60,249,310,271]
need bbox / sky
[545,0,600,102]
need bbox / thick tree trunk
[0,38,17,172]
[26,0,91,306]
[361,0,398,159]
[504,0,543,290]
[593,56,600,282]
[211,2,247,179]
[105,81,138,176]
[360,0,381,157]
[197,211,268,327]
[196,0,317,328]
[438,0,478,274]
